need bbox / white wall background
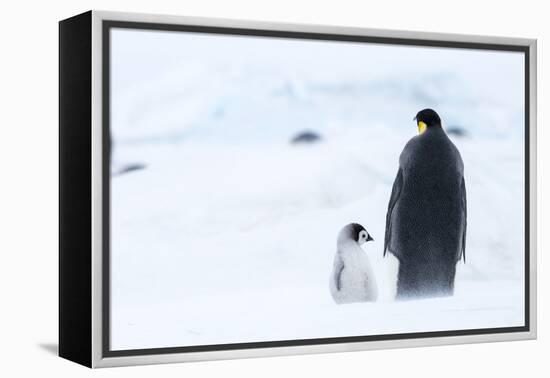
[0,0,546,376]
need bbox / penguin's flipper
[459,176,467,263]
[332,254,345,291]
[384,167,403,257]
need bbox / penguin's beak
[367,235,373,242]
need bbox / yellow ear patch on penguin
[417,121,427,134]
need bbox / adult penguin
[384,109,467,299]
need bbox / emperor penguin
[384,109,467,299]
[330,223,378,304]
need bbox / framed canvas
[59,10,537,368]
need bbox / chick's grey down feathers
[333,257,345,291]
[333,223,366,292]
[330,223,377,304]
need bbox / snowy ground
[109,29,525,350]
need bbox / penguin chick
[330,223,378,304]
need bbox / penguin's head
[339,223,374,245]
[414,108,442,134]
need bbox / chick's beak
[367,234,374,242]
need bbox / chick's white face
[358,230,369,245]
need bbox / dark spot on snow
[446,126,468,138]
[291,130,323,145]
[113,163,147,176]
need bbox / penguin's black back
[386,127,466,297]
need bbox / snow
[109,28,526,350]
